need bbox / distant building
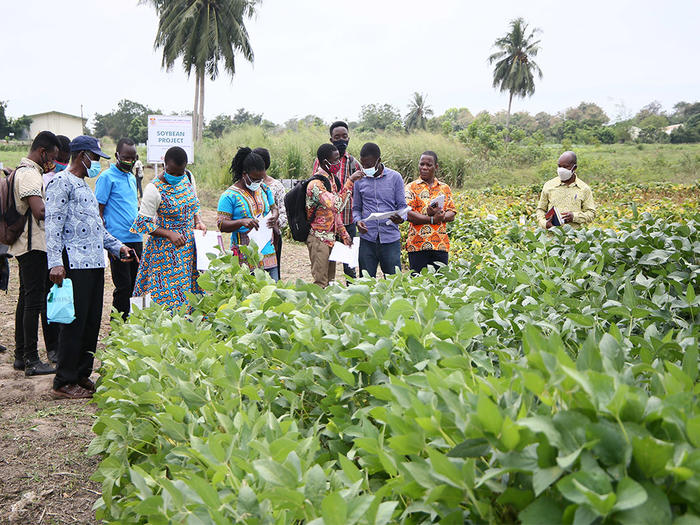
[26,111,86,140]
[663,124,682,135]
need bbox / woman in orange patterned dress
[405,151,457,273]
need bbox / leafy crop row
[90,213,699,524]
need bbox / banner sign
[147,115,194,164]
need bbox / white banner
[146,115,194,164]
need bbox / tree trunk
[505,91,514,143]
[193,71,200,140]
[197,74,205,142]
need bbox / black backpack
[284,174,339,242]
[0,164,32,248]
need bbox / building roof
[26,110,87,122]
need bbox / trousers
[306,233,336,287]
[408,250,449,274]
[109,241,142,320]
[53,264,104,390]
[358,239,402,278]
[15,250,59,363]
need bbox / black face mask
[332,139,348,156]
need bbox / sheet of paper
[248,213,273,253]
[129,294,152,310]
[366,206,412,221]
[329,241,359,268]
[429,194,445,209]
[195,230,224,271]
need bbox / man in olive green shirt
[536,151,596,229]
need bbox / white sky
[1,0,698,125]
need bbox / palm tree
[405,92,434,131]
[488,18,543,131]
[143,0,259,141]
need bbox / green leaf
[321,492,347,525]
[134,495,163,515]
[519,496,563,525]
[427,447,463,488]
[616,483,672,525]
[477,394,503,435]
[329,362,355,386]
[686,416,700,448]
[364,385,394,401]
[338,454,363,483]
[613,477,647,512]
[384,298,414,322]
[374,501,399,525]
[304,465,326,508]
[237,484,259,515]
[632,436,674,478]
[533,466,563,497]
[186,474,221,510]
[501,416,520,451]
[448,438,489,458]
[387,433,423,455]
[568,313,595,327]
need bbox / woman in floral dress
[131,147,206,310]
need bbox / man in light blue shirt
[46,135,137,400]
[95,138,142,320]
[352,142,407,277]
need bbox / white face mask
[557,167,574,181]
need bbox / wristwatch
[430,216,434,225]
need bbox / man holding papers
[405,151,457,273]
[306,143,363,287]
[353,142,407,278]
[536,151,596,229]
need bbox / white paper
[195,231,223,271]
[329,241,359,268]
[248,213,273,253]
[429,194,445,209]
[365,206,411,221]
[129,294,152,310]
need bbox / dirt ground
[0,209,344,524]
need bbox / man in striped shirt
[312,121,360,279]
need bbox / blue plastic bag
[47,278,76,324]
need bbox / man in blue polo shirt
[95,137,142,320]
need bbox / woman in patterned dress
[405,151,457,274]
[217,147,280,280]
[130,147,206,310]
[253,147,287,279]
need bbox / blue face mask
[164,172,185,185]
[363,166,377,178]
[54,161,68,173]
[82,156,102,178]
[244,174,261,192]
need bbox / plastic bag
[47,278,76,324]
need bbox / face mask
[116,154,135,172]
[557,166,574,181]
[54,161,68,173]
[164,172,185,185]
[326,161,341,176]
[363,166,377,178]
[81,156,101,178]
[244,174,261,192]
[332,139,348,156]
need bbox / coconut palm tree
[488,18,543,132]
[405,92,434,131]
[143,0,259,141]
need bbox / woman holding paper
[405,151,457,273]
[130,147,206,310]
[217,147,280,281]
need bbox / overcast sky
[2,0,698,126]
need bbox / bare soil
[0,209,338,524]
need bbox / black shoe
[24,360,56,376]
[47,350,59,364]
[13,358,25,371]
[0,344,6,353]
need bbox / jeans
[358,239,402,278]
[342,223,358,279]
[109,241,143,320]
[53,265,104,390]
[273,231,282,280]
[408,250,449,274]
[15,250,59,363]
[265,266,279,282]
[136,176,143,198]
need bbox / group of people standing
[4,124,596,400]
